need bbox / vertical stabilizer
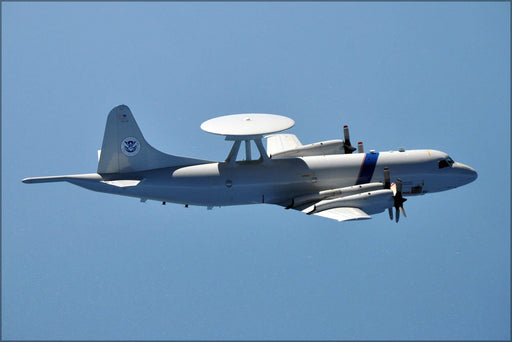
[97,105,208,174]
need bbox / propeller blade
[343,125,351,143]
[357,141,364,153]
[385,172,407,223]
[399,206,407,218]
[396,178,403,193]
[342,125,356,154]
[383,167,390,189]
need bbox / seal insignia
[121,137,140,157]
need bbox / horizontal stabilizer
[23,173,144,196]
[22,173,102,184]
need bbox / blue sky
[2,2,510,340]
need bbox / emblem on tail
[121,137,140,156]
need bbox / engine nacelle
[303,189,394,215]
[271,139,345,158]
[289,182,384,208]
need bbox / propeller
[383,167,393,220]
[392,179,407,223]
[383,167,407,223]
[343,125,356,154]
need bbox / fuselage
[94,149,477,207]
[23,106,478,221]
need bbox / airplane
[22,104,478,222]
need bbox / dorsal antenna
[201,113,295,165]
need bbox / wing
[312,207,371,222]
[283,184,395,222]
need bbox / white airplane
[23,105,477,222]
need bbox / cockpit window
[438,157,455,169]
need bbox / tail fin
[97,105,208,174]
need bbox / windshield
[438,156,455,169]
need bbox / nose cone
[452,162,478,185]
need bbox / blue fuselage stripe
[355,152,379,185]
